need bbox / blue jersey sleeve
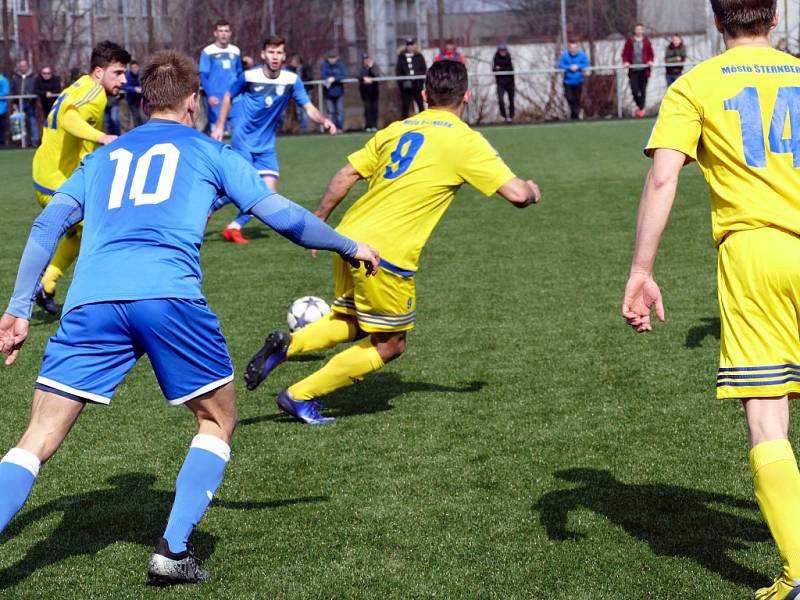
[292,76,310,106]
[229,70,246,98]
[56,163,88,206]
[199,50,211,91]
[216,145,272,212]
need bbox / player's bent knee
[186,382,238,442]
[373,332,407,363]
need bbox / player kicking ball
[244,60,541,425]
[622,1,800,598]
[0,51,378,585]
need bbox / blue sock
[0,448,41,534]
[163,434,230,553]
[233,212,252,229]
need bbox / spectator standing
[434,40,466,64]
[123,60,144,127]
[664,34,687,87]
[198,19,243,134]
[0,71,8,147]
[559,42,591,120]
[11,59,40,146]
[777,37,791,53]
[622,23,654,118]
[493,44,515,123]
[359,53,380,132]
[396,37,427,118]
[287,54,312,133]
[104,92,121,136]
[321,50,346,131]
[34,66,61,117]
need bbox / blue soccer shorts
[36,298,234,405]
[234,147,280,179]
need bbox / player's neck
[263,65,281,79]
[725,35,772,50]
[215,41,229,49]
[428,104,464,118]
[149,110,190,126]
[90,71,102,86]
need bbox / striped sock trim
[1,448,41,477]
[190,434,231,463]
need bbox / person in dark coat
[359,53,380,131]
[34,66,61,117]
[493,43,515,122]
[395,37,427,118]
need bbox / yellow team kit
[646,46,800,399]
[332,108,515,332]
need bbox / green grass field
[0,120,780,599]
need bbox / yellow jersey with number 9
[337,108,515,272]
[32,75,107,195]
[646,46,800,244]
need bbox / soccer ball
[287,296,330,332]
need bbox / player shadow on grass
[0,472,327,589]
[239,372,486,425]
[685,317,720,349]
[534,468,769,589]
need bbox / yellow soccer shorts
[716,226,800,399]
[330,255,416,332]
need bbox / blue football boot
[34,282,58,316]
[276,389,335,425]
[244,330,290,391]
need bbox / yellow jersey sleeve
[645,76,702,162]
[348,134,380,179]
[457,132,516,197]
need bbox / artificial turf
[0,120,777,598]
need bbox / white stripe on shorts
[166,374,234,406]
[36,376,112,405]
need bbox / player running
[32,41,130,315]
[621,1,800,597]
[199,19,242,135]
[244,60,541,425]
[0,50,379,585]
[211,35,336,244]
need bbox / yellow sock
[42,225,82,294]
[287,312,359,357]
[288,338,385,400]
[750,439,800,579]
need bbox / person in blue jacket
[321,50,347,131]
[0,72,8,146]
[559,42,591,120]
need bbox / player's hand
[349,243,380,277]
[525,180,542,205]
[209,96,220,107]
[621,271,665,333]
[210,126,225,141]
[0,313,29,366]
[98,134,118,145]
[323,119,337,135]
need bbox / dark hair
[263,35,286,50]
[214,19,230,29]
[141,50,199,112]
[90,41,131,71]
[130,60,139,66]
[710,0,776,37]
[425,60,468,108]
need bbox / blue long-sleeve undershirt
[6,193,84,319]
[247,193,358,257]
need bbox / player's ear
[713,14,724,35]
[421,89,429,104]
[463,90,471,105]
[770,9,779,31]
[186,93,198,122]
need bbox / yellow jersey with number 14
[32,75,107,195]
[337,108,515,272]
[646,46,800,244]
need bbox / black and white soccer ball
[287,296,331,332]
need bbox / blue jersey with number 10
[57,119,272,315]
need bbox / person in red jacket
[621,23,654,117]
[434,40,466,65]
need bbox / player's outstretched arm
[303,102,337,135]
[249,193,379,276]
[61,108,116,145]
[211,93,233,141]
[621,148,685,333]
[315,163,363,221]
[498,177,541,207]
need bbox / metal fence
[0,61,694,147]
